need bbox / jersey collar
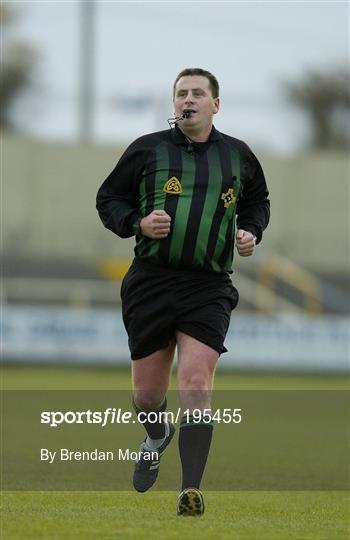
[171,125,224,145]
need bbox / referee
[96,68,270,516]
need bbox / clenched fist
[236,229,256,257]
[140,210,171,239]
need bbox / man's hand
[236,229,256,257]
[140,210,171,239]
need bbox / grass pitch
[2,491,349,539]
[1,365,349,540]
[2,364,348,390]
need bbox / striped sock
[178,414,214,490]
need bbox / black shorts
[121,259,239,360]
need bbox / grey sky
[11,1,349,154]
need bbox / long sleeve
[96,138,146,238]
[236,147,270,244]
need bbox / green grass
[1,491,349,539]
[1,365,349,539]
[1,365,348,390]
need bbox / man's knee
[178,372,212,411]
[133,390,166,412]
[178,371,212,391]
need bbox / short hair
[173,68,219,98]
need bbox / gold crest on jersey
[163,177,182,194]
[221,188,237,208]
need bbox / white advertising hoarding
[1,305,349,372]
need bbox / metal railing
[256,255,322,314]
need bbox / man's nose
[185,93,194,103]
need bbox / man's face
[173,75,220,131]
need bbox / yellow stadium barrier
[99,259,132,281]
[256,255,322,314]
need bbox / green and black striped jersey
[96,125,270,273]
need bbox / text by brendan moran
[40,448,159,463]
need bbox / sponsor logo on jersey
[163,177,182,194]
[221,188,237,208]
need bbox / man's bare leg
[177,331,218,411]
[132,339,176,410]
[131,340,176,492]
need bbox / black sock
[132,396,167,439]
[178,414,213,490]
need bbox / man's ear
[213,97,220,114]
